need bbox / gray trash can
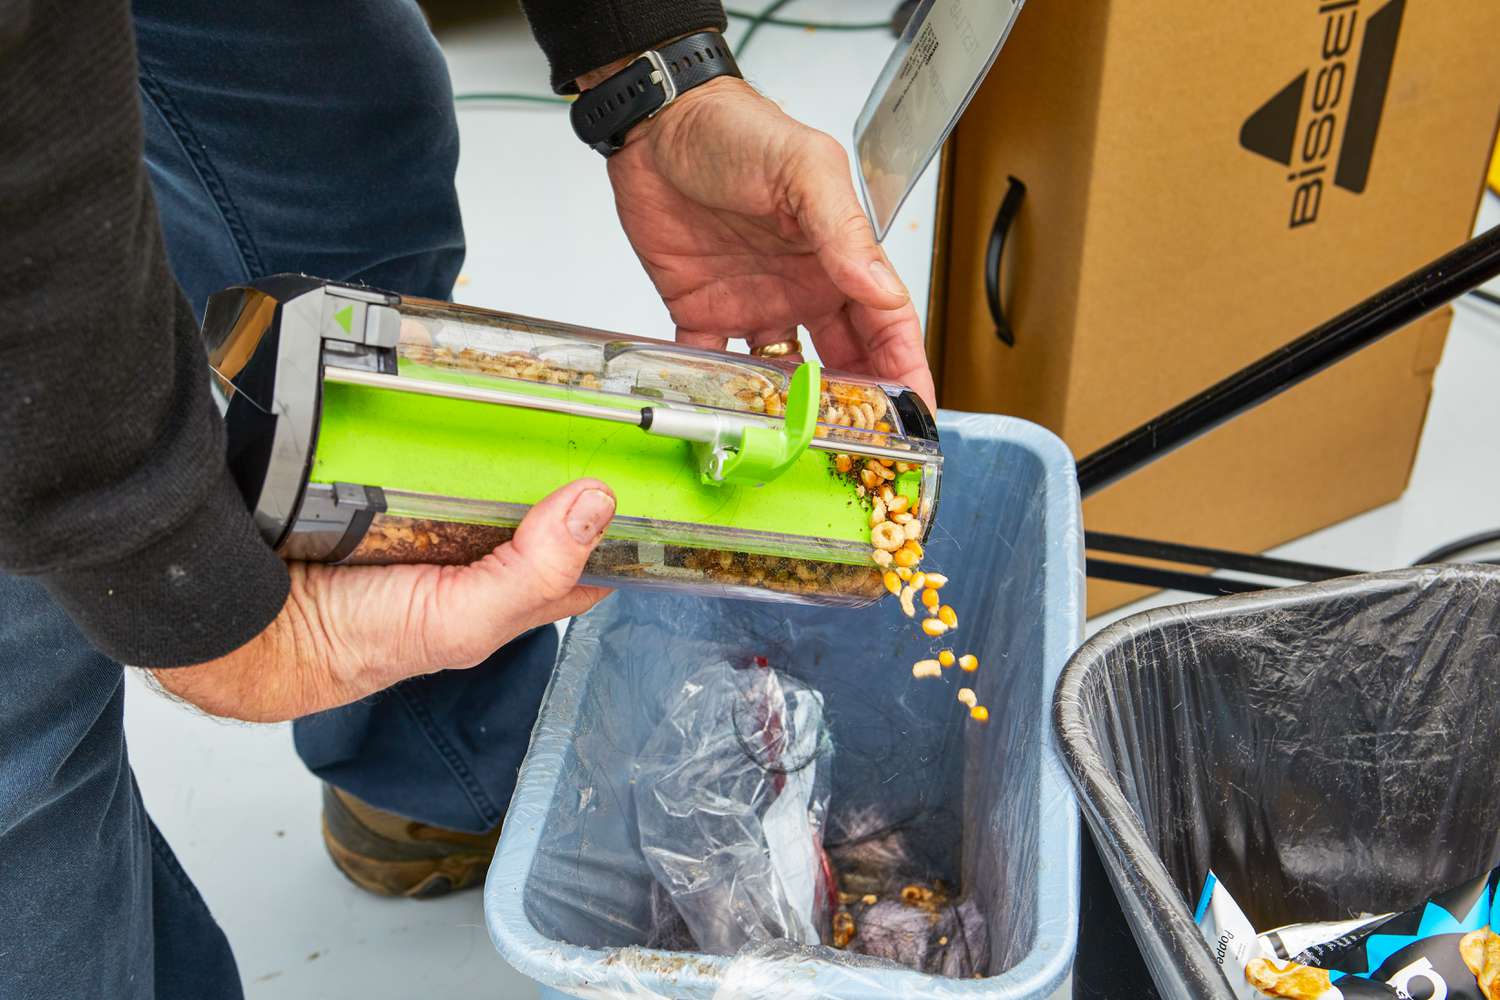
[1053,566,1500,1000]
[484,413,1085,999]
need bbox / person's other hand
[149,480,616,723]
[598,74,936,409]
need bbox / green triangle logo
[333,304,354,334]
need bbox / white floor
[121,4,1500,998]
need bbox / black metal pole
[1084,532,1357,582]
[1077,226,1500,498]
[1085,558,1267,596]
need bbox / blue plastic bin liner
[1053,566,1500,1000]
[485,413,1085,999]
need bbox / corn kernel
[896,566,913,581]
[903,539,924,559]
[911,659,942,679]
[888,495,911,515]
[922,618,949,637]
[894,547,920,568]
[938,605,958,628]
[883,571,902,596]
[959,653,978,672]
[908,571,926,590]
[834,454,853,474]
[878,458,895,468]
[938,649,956,667]
[922,588,940,612]
[957,687,977,708]
[862,894,878,906]
[871,548,893,568]
[875,421,892,433]
[970,705,990,723]
[860,468,881,490]
[924,573,947,589]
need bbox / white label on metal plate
[854,0,1025,241]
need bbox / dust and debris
[305,951,322,962]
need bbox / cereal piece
[899,585,918,618]
[888,494,910,514]
[833,910,856,949]
[903,519,922,540]
[894,547,921,568]
[922,618,949,637]
[871,522,904,551]
[900,885,932,906]
[924,573,948,589]
[869,498,887,526]
[922,588,940,612]
[871,549,893,568]
[912,659,942,679]
[938,650,956,667]
[883,571,902,596]
[938,605,958,628]
[880,485,895,503]
[959,654,978,672]
[891,512,914,525]
[957,687,977,708]
[970,705,990,723]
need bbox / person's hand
[597,73,936,408]
[149,480,616,723]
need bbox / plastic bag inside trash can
[1055,566,1500,1000]
[636,662,835,955]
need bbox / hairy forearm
[147,568,381,724]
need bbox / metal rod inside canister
[1076,225,1500,498]
[322,366,647,427]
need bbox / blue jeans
[0,3,557,997]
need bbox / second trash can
[1054,566,1500,1000]
[484,413,1085,999]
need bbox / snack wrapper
[1195,867,1500,1000]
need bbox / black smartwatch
[570,30,742,156]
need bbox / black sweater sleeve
[520,0,728,92]
[0,0,290,668]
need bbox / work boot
[320,784,502,899]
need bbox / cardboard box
[927,0,1500,615]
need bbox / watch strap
[571,31,741,156]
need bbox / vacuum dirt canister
[204,275,941,605]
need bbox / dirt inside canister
[341,514,886,602]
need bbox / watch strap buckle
[642,49,678,118]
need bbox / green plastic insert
[309,376,874,546]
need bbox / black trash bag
[1053,566,1500,1000]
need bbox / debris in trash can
[823,806,991,979]
[1196,866,1500,1000]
